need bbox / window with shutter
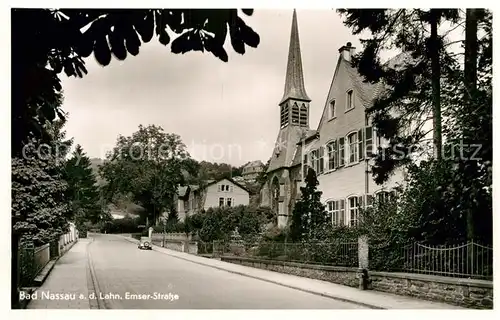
[319,147,324,174]
[348,196,359,227]
[366,194,374,208]
[340,199,345,226]
[358,129,364,161]
[303,154,308,177]
[365,127,373,157]
[347,132,358,164]
[339,138,345,166]
[326,201,334,224]
[327,140,337,170]
[377,191,390,203]
[311,150,318,173]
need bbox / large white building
[260,10,404,228]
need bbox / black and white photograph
[8,5,494,312]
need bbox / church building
[260,10,404,228]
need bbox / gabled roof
[315,49,407,134]
[243,160,264,168]
[178,177,251,196]
[205,177,250,193]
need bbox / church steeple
[279,9,311,105]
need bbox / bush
[131,233,142,240]
[184,205,272,243]
[100,216,142,234]
[152,221,187,234]
[261,226,288,242]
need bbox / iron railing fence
[198,241,215,255]
[370,241,493,280]
[205,240,359,267]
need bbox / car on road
[138,236,152,250]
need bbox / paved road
[89,234,365,309]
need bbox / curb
[33,259,57,286]
[86,237,106,309]
[119,235,383,309]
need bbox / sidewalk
[27,239,93,309]
[120,235,463,309]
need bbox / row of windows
[328,89,354,119]
[281,102,308,128]
[218,185,234,192]
[325,191,396,227]
[304,127,376,176]
[219,197,233,207]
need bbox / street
[89,234,364,309]
[29,233,365,309]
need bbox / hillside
[89,158,106,186]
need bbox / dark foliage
[64,144,106,227]
[289,168,329,242]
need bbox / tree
[64,144,105,226]
[12,120,73,246]
[99,124,196,225]
[338,9,462,183]
[289,168,329,242]
[12,9,260,157]
[338,9,492,244]
[255,158,270,187]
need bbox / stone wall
[221,256,359,288]
[220,256,493,309]
[158,239,198,254]
[369,271,493,309]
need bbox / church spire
[279,9,310,105]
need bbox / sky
[60,9,375,167]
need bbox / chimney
[339,42,355,62]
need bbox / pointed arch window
[291,103,300,125]
[299,104,308,126]
[280,104,289,128]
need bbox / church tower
[263,9,311,228]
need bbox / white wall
[300,56,404,226]
[204,179,250,209]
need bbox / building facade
[242,160,265,181]
[261,10,404,228]
[176,178,250,221]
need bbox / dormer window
[346,90,354,111]
[329,100,336,119]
